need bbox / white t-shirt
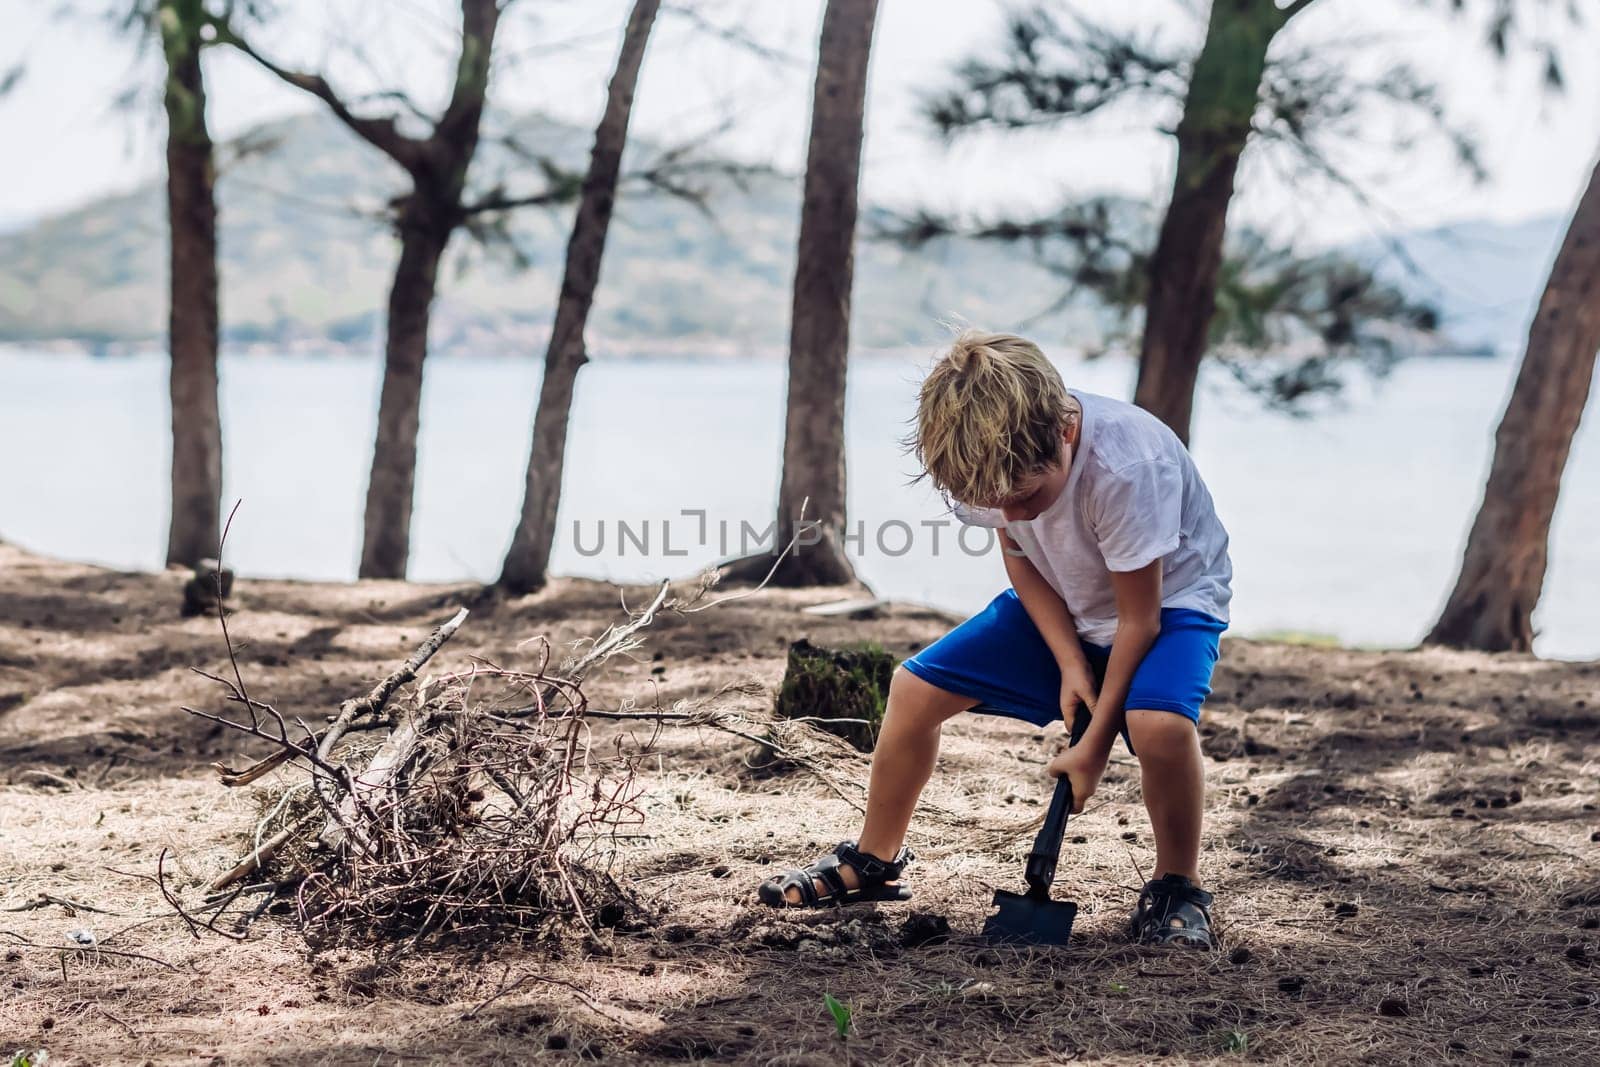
[954,390,1232,646]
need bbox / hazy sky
[3,0,1598,247]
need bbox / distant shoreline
[0,339,1504,362]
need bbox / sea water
[2,347,1595,659]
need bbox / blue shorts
[901,590,1226,750]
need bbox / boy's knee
[887,666,970,726]
[1126,709,1198,763]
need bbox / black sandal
[1130,874,1218,948]
[757,841,913,908]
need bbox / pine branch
[211,21,426,172]
[661,3,807,67]
[1203,232,1439,410]
[1423,0,1578,93]
[461,155,770,228]
[461,187,574,217]
[878,193,1435,412]
[1256,50,1485,186]
[924,8,1183,138]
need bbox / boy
[756,330,1232,948]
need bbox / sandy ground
[1,540,1598,1065]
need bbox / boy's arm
[1047,559,1162,811]
[1000,530,1099,723]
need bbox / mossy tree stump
[772,638,894,753]
[181,557,234,618]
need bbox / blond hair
[911,329,1069,507]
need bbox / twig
[207,813,318,893]
[210,606,469,787]
[660,4,807,67]
[560,582,671,682]
[92,753,125,788]
[235,887,281,933]
[0,931,183,971]
[2,893,121,916]
[18,769,77,790]
[92,1004,141,1037]
[582,708,704,722]
[156,850,246,941]
[1118,836,1149,888]
[461,964,634,1024]
[203,880,273,904]
[1507,829,1595,867]
[213,500,258,728]
[319,607,470,762]
[690,498,811,613]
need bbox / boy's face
[992,426,1073,522]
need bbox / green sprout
[823,993,852,1039]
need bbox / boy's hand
[1058,659,1098,728]
[1045,745,1105,814]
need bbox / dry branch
[323,607,469,759]
[211,607,467,788]
[207,813,317,893]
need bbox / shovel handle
[1024,773,1074,893]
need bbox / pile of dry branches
[177,584,675,953]
[166,516,946,955]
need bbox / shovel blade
[982,888,1078,947]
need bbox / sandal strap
[1135,875,1216,943]
[834,840,911,883]
[811,853,853,899]
[1140,875,1213,911]
[773,866,821,906]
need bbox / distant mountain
[0,108,1563,357]
[1350,215,1565,357]
[0,110,1105,356]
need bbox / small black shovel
[982,773,1078,946]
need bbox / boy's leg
[1125,709,1205,881]
[777,666,973,903]
[763,589,1059,906]
[857,668,975,857]
[1116,611,1224,945]
[1118,610,1224,887]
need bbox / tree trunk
[762,0,879,587]
[1132,0,1287,445]
[359,218,448,579]
[356,0,500,580]
[160,0,223,568]
[498,0,661,596]
[1426,153,1600,652]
